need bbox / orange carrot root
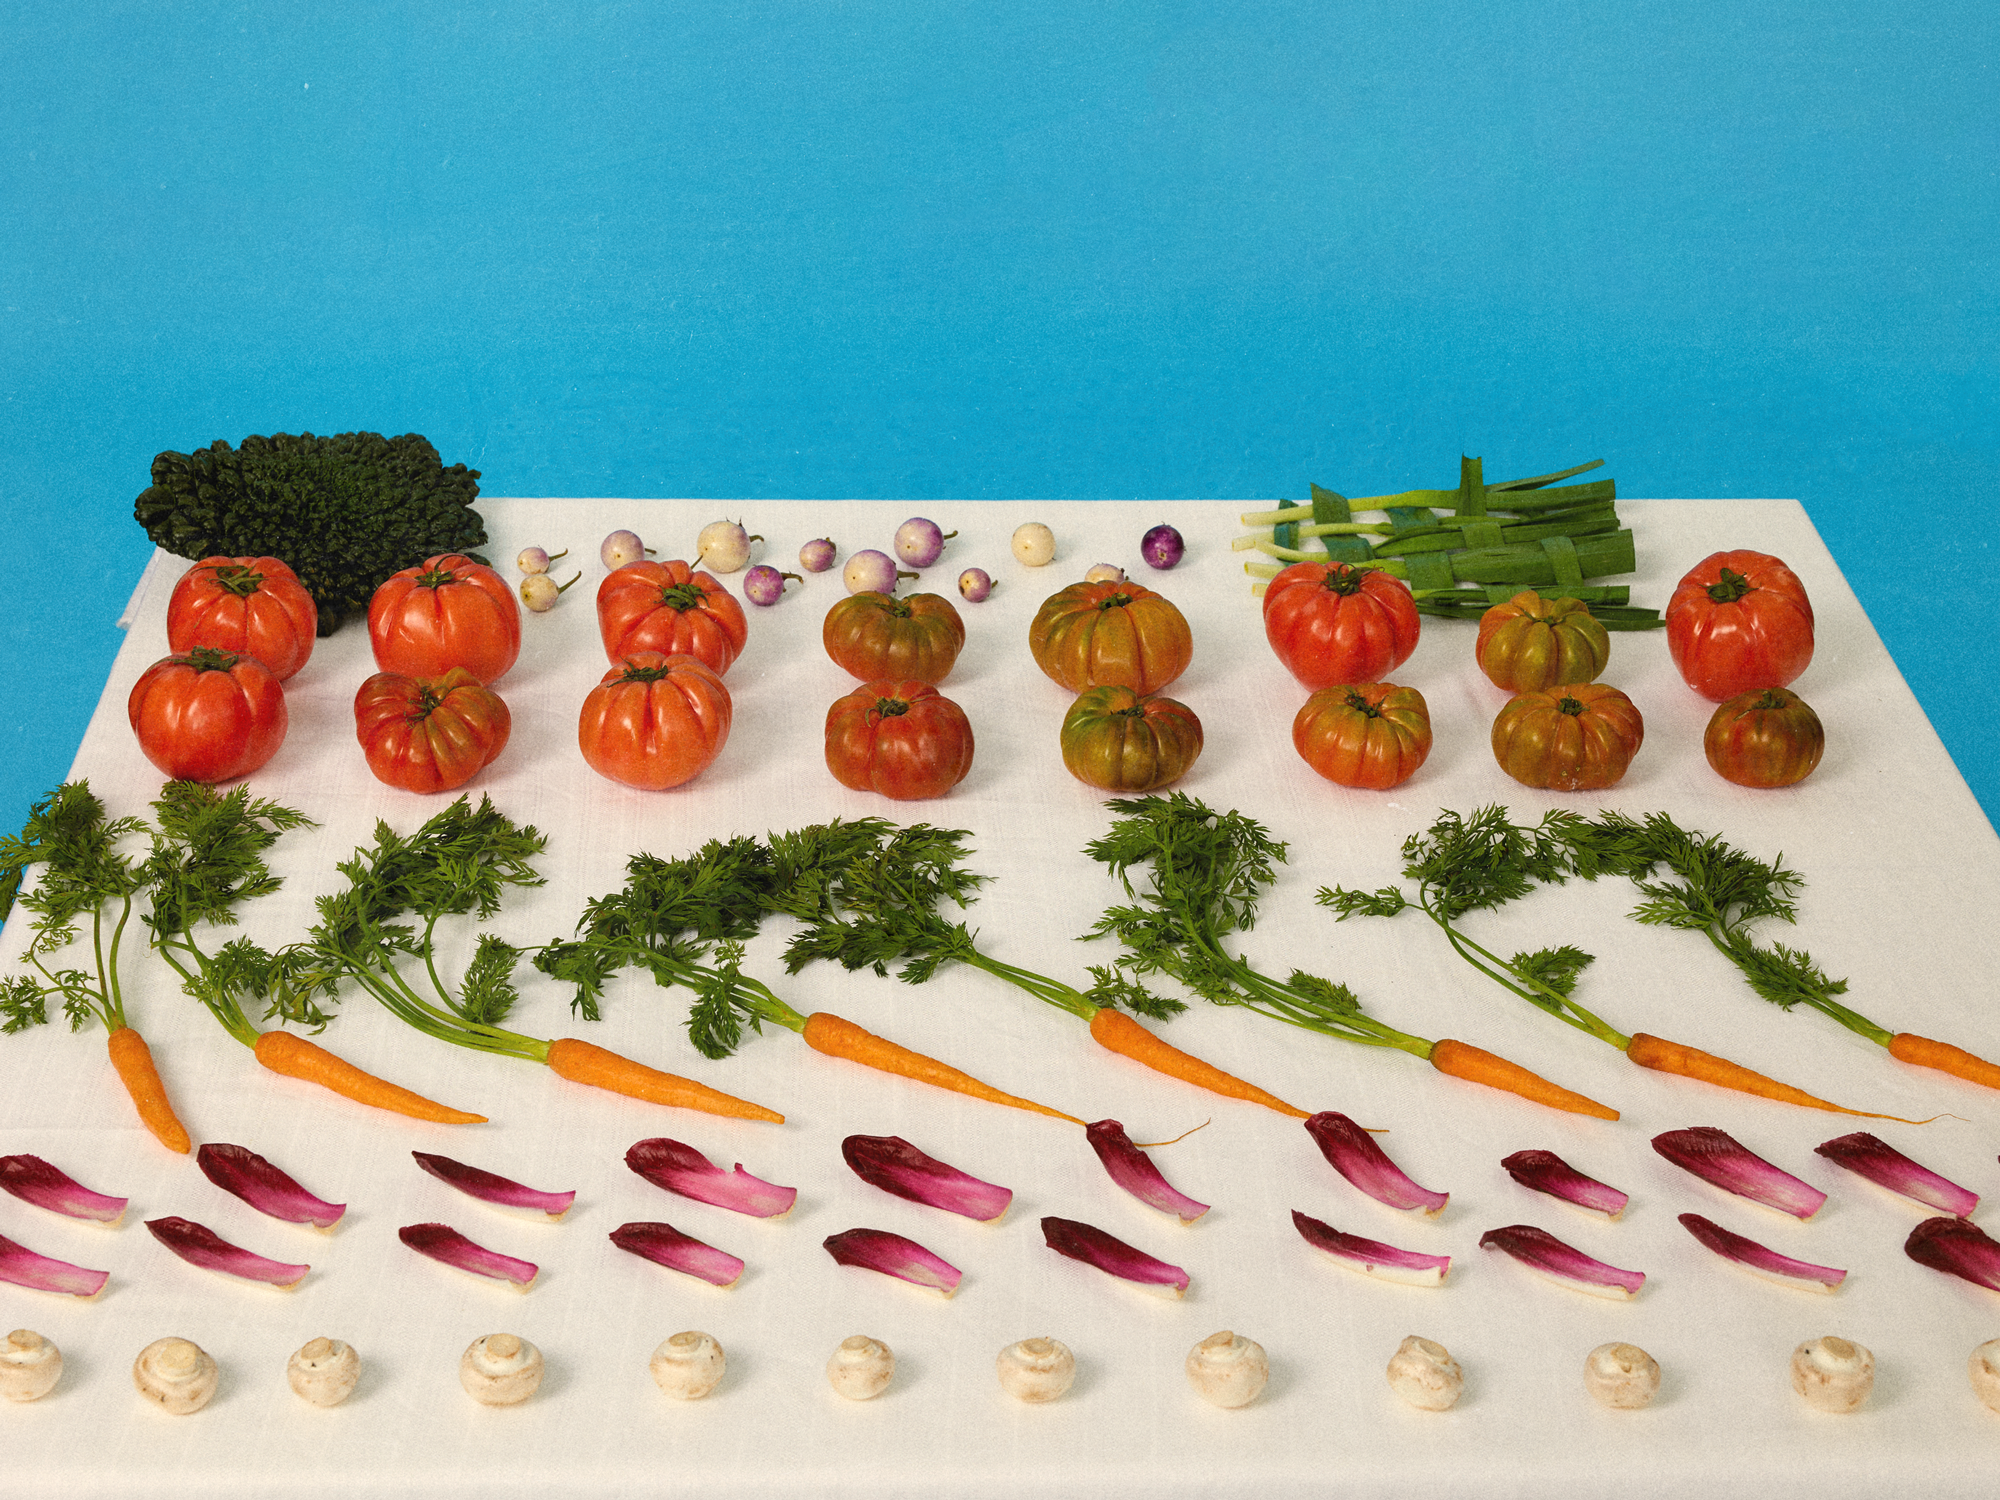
[105,1026,192,1153]
[1888,1033,2000,1091]
[803,1011,1084,1124]
[544,1037,784,1122]
[1427,1037,1620,1120]
[1626,1032,1926,1121]
[1087,1007,1310,1118]
[252,1031,488,1124]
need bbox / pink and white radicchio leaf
[397,1222,538,1290]
[146,1216,310,1289]
[1305,1112,1448,1216]
[1292,1210,1449,1286]
[0,1230,109,1297]
[841,1135,1012,1222]
[0,1153,128,1225]
[197,1143,345,1229]
[413,1151,577,1220]
[609,1221,744,1288]
[822,1227,962,1297]
[1479,1223,1645,1299]
[1906,1216,2000,1293]
[1651,1127,1827,1220]
[625,1137,797,1218]
[1813,1133,1978,1217]
[1500,1149,1629,1219]
[1086,1120,1209,1224]
[1040,1215,1190,1297]
[1677,1212,1846,1292]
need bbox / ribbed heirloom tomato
[166,555,318,680]
[1666,550,1814,700]
[1292,682,1432,790]
[1490,683,1644,791]
[823,591,965,683]
[354,668,511,793]
[1261,562,1420,690]
[1474,590,1608,693]
[368,554,520,685]
[1059,685,1203,793]
[578,652,732,791]
[825,680,974,800]
[1028,580,1192,695]
[128,646,288,783]
[1704,687,1825,788]
[597,560,749,674]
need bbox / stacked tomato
[1667,551,1822,788]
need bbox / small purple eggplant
[894,517,956,568]
[799,537,838,572]
[743,564,800,606]
[843,548,915,595]
[1140,524,1184,570]
[957,567,994,602]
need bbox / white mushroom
[133,1336,219,1415]
[996,1336,1076,1403]
[459,1333,544,1406]
[1184,1330,1269,1409]
[1386,1335,1463,1411]
[1790,1335,1874,1413]
[1,1329,63,1402]
[287,1336,361,1407]
[826,1334,894,1401]
[650,1331,726,1400]
[1969,1340,2000,1414]
[1583,1342,1661,1409]
[1011,522,1056,567]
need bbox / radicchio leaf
[1086,1120,1209,1224]
[1040,1215,1189,1297]
[1651,1126,1826,1220]
[398,1222,538,1290]
[197,1143,345,1229]
[823,1227,962,1297]
[414,1151,576,1220]
[1292,1210,1449,1286]
[1479,1223,1645,1299]
[0,1230,110,1297]
[841,1135,1011,1222]
[1906,1215,2000,1293]
[1305,1111,1448,1216]
[1677,1212,1846,1292]
[1500,1149,1628,1219]
[625,1137,797,1218]
[0,1153,127,1224]
[1812,1133,1978,1217]
[609,1221,744,1288]
[147,1215,310,1289]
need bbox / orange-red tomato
[166,556,318,680]
[1704,687,1825,788]
[824,680,975,800]
[823,591,966,683]
[1028,580,1192,695]
[1474,591,1609,693]
[354,668,511,794]
[1490,682,1644,791]
[1666,550,1814,701]
[1261,562,1420,690]
[578,652,732,790]
[1293,682,1433,790]
[368,554,520,685]
[128,646,288,783]
[596,560,749,674]
[1059,685,1204,793]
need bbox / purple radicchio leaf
[609,1221,744,1288]
[1086,1120,1209,1224]
[1040,1215,1189,1297]
[1651,1126,1827,1220]
[823,1227,962,1297]
[397,1222,538,1290]
[1677,1212,1846,1292]
[0,1230,110,1297]
[1812,1133,1979,1217]
[1500,1149,1629,1219]
[1292,1210,1449,1286]
[146,1215,310,1289]
[1906,1215,2000,1293]
[197,1143,345,1229]
[841,1135,1012,1222]
[1479,1223,1645,1299]
[1305,1111,1448,1216]
[626,1137,797,1218]
[414,1151,577,1220]
[0,1153,128,1225]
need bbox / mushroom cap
[460,1333,544,1406]
[1583,1341,1661,1409]
[1970,1340,2000,1415]
[287,1336,361,1407]
[650,1330,726,1400]
[1386,1334,1463,1411]
[133,1336,219,1415]
[996,1336,1077,1403]
[1184,1330,1269,1409]
[1,1328,63,1402]
[1790,1334,1874,1413]
[826,1334,895,1401]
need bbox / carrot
[251,1031,488,1124]
[1626,1032,1928,1121]
[803,1011,1085,1124]
[1087,1007,1309,1118]
[105,1026,192,1154]
[543,1036,784,1123]
[1888,1032,2000,1091]
[1427,1037,1620,1120]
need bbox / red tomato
[1474,590,1608,693]
[1490,683,1644,792]
[823,591,965,683]
[166,556,318,681]
[1666,550,1814,700]
[1292,682,1432,790]
[578,652,732,790]
[1261,562,1420,690]
[1028,580,1192,695]
[1059,686,1204,793]
[824,680,975,800]
[596,560,749,674]
[1704,687,1825,788]
[128,647,288,783]
[368,554,521,685]
[354,668,511,794]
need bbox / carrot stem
[542,1036,783,1123]
[251,1031,487,1124]
[1626,1032,1927,1122]
[1426,1037,1619,1120]
[105,1026,191,1153]
[1887,1033,2000,1092]
[801,1011,1083,1124]
[1086,1007,1309,1118]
